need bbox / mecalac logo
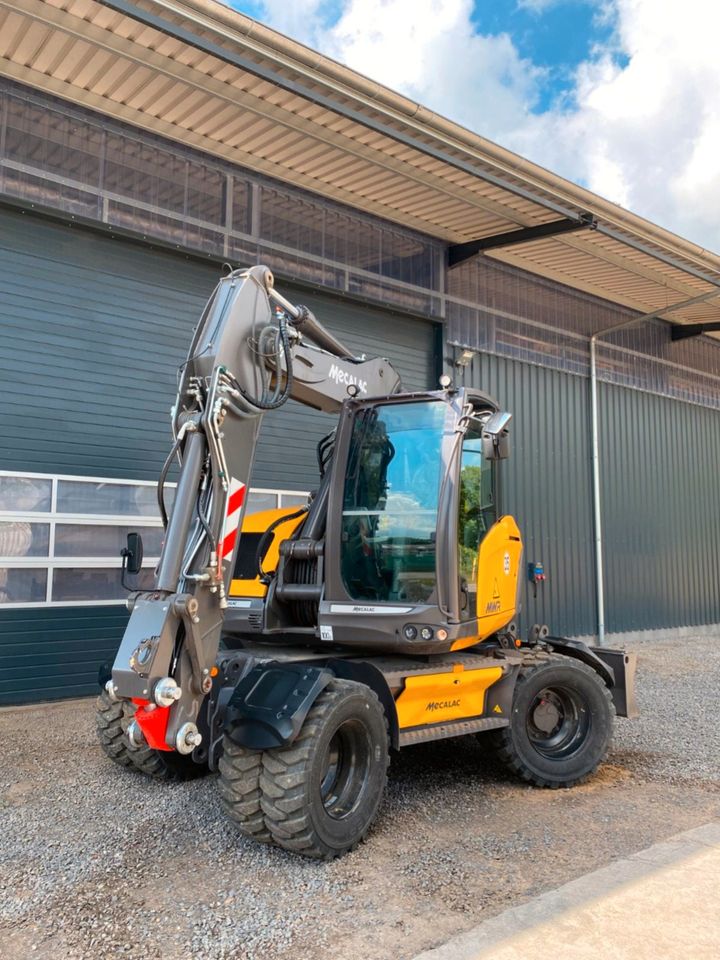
[426,699,460,712]
[328,363,368,394]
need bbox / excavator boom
[109,265,400,752]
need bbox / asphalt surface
[1,633,719,960]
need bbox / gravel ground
[1,634,719,960]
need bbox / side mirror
[481,411,512,461]
[120,533,143,574]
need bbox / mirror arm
[120,547,133,592]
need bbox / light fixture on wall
[455,348,476,368]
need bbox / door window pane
[52,567,155,602]
[458,424,497,619]
[0,477,52,513]
[0,568,47,604]
[54,525,164,558]
[57,481,158,516]
[341,401,445,603]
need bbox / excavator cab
[226,387,522,655]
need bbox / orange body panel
[451,515,523,651]
[228,507,306,598]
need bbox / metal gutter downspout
[590,290,720,646]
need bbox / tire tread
[260,679,389,860]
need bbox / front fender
[223,662,333,750]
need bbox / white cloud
[323,0,544,140]
[515,0,564,12]
[533,0,720,251]
[239,0,720,252]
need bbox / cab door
[455,421,523,647]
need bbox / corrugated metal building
[2,0,720,704]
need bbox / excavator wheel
[218,740,273,844]
[258,679,389,860]
[95,689,207,781]
[486,655,615,788]
[96,688,136,769]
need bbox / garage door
[0,207,437,703]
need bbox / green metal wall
[600,383,720,633]
[462,352,720,638]
[0,206,435,488]
[0,206,436,704]
[463,353,596,637]
[0,607,129,704]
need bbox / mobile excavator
[97,264,637,860]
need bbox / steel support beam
[671,321,720,341]
[447,214,597,268]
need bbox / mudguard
[545,636,639,719]
[223,662,334,749]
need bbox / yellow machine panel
[452,515,523,651]
[395,663,504,728]
[229,507,307,598]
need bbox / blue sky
[222,1,720,251]
[471,1,619,112]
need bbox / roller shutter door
[0,207,437,703]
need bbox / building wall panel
[463,353,597,637]
[600,383,720,632]
[0,206,436,491]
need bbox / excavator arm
[108,265,401,753]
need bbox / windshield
[341,400,446,604]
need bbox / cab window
[458,420,497,618]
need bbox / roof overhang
[2,0,720,332]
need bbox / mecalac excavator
[98,265,637,860]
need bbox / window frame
[0,470,307,608]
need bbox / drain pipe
[590,289,720,646]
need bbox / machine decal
[328,362,368,394]
[329,603,413,615]
[221,478,246,560]
[426,699,460,711]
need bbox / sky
[225,0,720,253]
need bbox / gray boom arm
[109,266,400,753]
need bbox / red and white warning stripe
[221,478,246,560]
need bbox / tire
[95,689,207,781]
[96,689,136,768]
[218,739,273,844]
[259,679,389,860]
[488,655,615,788]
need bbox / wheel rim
[319,719,372,820]
[526,685,590,760]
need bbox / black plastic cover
[223,662,334,749]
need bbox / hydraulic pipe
[268,287,354,359]
[155,431,207,592]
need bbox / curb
[413,821,720,960]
